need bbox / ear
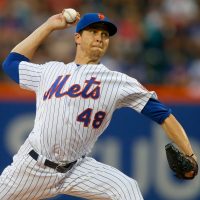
[74,33,81,45]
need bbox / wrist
[189,153,197,162]
[42,22,55,33]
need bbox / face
[75,27,110,61]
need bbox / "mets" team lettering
[43,75,101,100]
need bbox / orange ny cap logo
[98,13,105,20]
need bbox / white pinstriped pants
[0,141,143,200]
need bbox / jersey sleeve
[117,74,157,112]
[19,61,45,92]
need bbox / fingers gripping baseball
[62,8,79,23]
[46,8,80,31]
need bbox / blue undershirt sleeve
[141,98,171,124]
[2,52,30,84]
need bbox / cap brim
[89,21,117,36]
[77,21,117,36]
[76,13,118,36]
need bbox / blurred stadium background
[0,0,200,199]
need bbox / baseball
[63,8,77,23]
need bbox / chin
[91,51,103,60]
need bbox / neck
[74,55,100,65]
[74,48,101,65]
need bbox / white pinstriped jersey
[19,61,156,163]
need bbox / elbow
[160,113,172,125]
[2,52,30,83]
[2,53,20,83]
[2,56,10,75]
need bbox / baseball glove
[165,143,198,179]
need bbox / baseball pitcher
[1,9,198,200]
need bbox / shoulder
[42,61,66,67]
[101,64,136,79]
[100,64,125,77]
[39,61,76,70]
[99,64,141,85]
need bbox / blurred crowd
[1,0,200,86]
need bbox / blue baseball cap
[76,13,117,36]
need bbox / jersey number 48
[77,108,106,129]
